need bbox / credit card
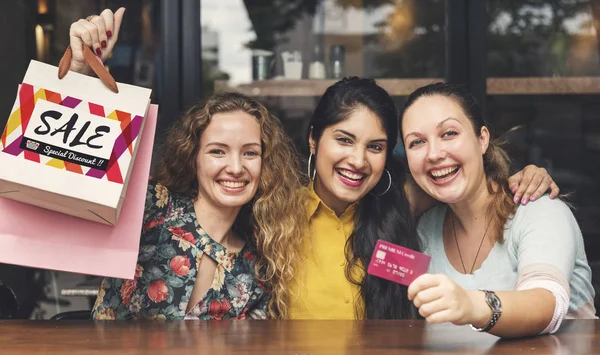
[367,240,431,286]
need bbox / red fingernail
[530,195,537,201]
[95,47,102,56]
[107,31,113,38]
[510,186,517,193]
[101,40,107,48]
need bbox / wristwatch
[470,290,502,332]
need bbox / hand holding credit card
[367,240,431,286]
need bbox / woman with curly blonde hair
[68,9,306,320]
[90,90,307,320]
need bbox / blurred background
[0,0,599,319]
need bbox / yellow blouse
[289,182,364,319]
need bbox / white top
[418,195,597,333]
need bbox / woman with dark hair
[402,83,596,337]
[288,77,558,320]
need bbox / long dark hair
[307,77,420,319]
[399,82,516,244]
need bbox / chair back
[0,282,19,319]
[50,310,92,320]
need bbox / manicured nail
[522,198,529,205]
[514,196,520,204]
[107,30,113,38]
[101,40,107,48]
[550,194,556,199]
[95,47,102,56]
[510,185,517,193]
[530,195,537,201]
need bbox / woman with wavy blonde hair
[68,9,306,320]
[91,90,307,320]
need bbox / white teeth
[430,167,457,177]
[219,181,246,188]
[337,169,364,180]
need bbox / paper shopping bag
[0,60,152,225]
[0,104,158,279]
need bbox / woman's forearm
[469,288,556,338]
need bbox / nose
[226,154,244,176]
[426,140,447,163]
[347,147,367,170]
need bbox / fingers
[67,9,123,75]
[99,7,125,58]
[511,165,536,204]
[70,18,105,58]
[79,19,103,56]
[507,171,522,195]
[89,16,108,49]
[69,21,92,53]
[73,9,123,54]
[407,274,440,301]
[100,8,115,40]
[412,286,443,308]
[519,169,545,205]
[511,165,561,204]
[511,165,546,205]
[418,297,447,319]
[527,176,553,203]
[101,7,126,45]
[411,276,475,326]
[549,181,560,199]
[425,309,454,324]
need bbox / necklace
[450,208,492,275]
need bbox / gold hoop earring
[370,169,391,197]
[307,153,316,180]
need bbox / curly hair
[153,92,308,318]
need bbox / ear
[479,126,490,155]
[308,128,316,154]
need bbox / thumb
[112,7,126,42]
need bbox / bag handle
[58,45,119,93]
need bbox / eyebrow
[334,129,387,143]
[437,117,461,128]
[205,142,261,149]
[404,117,462,140]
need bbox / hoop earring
[370,169,391,197]
[307,152,316,180]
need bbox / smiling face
[309,106,388,214]
[196,110,262,209]
[401,95,489,204]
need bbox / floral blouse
[92,182,269,320]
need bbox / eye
[442,130,458,138]
[408,139,424,148]
[244,150,261,157]
[368,144,384,152]
[336,137,352,145]
[208,149,225,155]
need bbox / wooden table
[1,320,599,354]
